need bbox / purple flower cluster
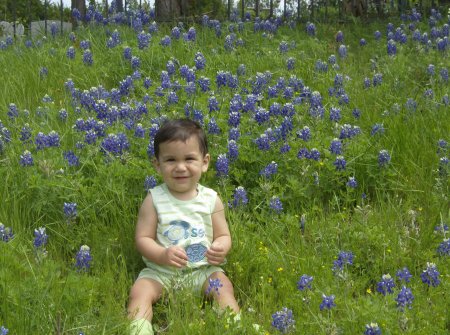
[376,274,396,295]
[420,262,440,287]
[228,186,248,209]
[0,223,14,242]
[320,294,336,311]
[332,250,354,273]
[297,274,313,291]
[260,161,278,179]
[215,154,229,177]
[205,277,223,295]
[75,245,92,271]
[271,307,295,334]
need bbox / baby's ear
[202,153,210,172]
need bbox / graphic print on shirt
[163,220,190,245]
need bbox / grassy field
[0,6,449,335]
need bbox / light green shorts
[137,266,223,293]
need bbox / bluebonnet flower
[260,161,278,179]
[347,176,358,188]
[376,274,396,295]
[216,71,228,89]
[229,127,240,141]
[19,124,32,143]
[395,286,414,311]
[171,26,181,39]
[371,123,385,136]
[197,77,210,92]
[207,118,221,135]
[420,262,440,287]
[229,186,248,208]
[144,176,157,192]
[194,52,206,70]
[364,323,382,335]
[0,224,14,242]
[329,139,343,155]
[360,38,367,46]
[207,96,219,113]
[186,27,196,41]
[437,239,450,256]
[84,130,97,144]
[205,277,223,295]
[134,123,145,138]
[160,35,171,46]
[271,307,295,334]
[64,151,80,167]
[333,156,347,171]
[373,73,383,86]
[309,148,321,161]
[66,46,75,59]
[396,267,413,283]
[427,64,435,76]
[131,56,140,69]
[167,91,179,105]
[79,40,90,50]
[332,250,354,273]
[330,107,341,122]
[227,140,238,161]
[269,196,283,213]
[440,68,448,82]
[338,45,347,58]
[7,103,18,119]
[387,40,397,56]
[75,245,92,271]
[297,148,310,159]
[82,49,93,66]
[378,150,391,167]
[123,46,132,60]
[64,202,77,222]
[101,133,129,156]
[193,109,204,126]
[137,31,151,49]
[424,89,434,99]
[255,133,270,151]
[320,294,336,311]
[364,77,371,89]
[286,57,295,70]
[1,326,8,335]
[297,275,313,291]
[296,126,311,141]
[215,154,229,177]
[279,41,289,53]
[306,22,316,36]
[19,150,34,166]
[39,67,48,78]
[34,227,48,248]
[336,30,344,43]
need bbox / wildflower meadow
[0,4,449,335]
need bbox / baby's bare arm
[206,196,232,265]
[135,194,187,268]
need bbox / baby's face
[154,136,210,200]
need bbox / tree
[71,0,86,27]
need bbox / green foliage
[0,10,449,335]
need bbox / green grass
[0,9,449,335]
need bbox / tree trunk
[155,0,181,21]
[71,0,86,28]
[116,0,123,12]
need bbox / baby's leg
[204,271,240,313]
[128,278,163,321]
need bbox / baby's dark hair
[154,119,208,158]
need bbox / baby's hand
[163,246,188,268]
[206,242,226,265]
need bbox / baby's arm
[206,196,232,266]
[135,193,188,268]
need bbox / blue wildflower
[338,44,347,58]
[215,154,229,177]
[205,278,223,295]
[347,176,357,188]
[306,22,316,36]
[387,40,397,56]
[364,323,382,335]
[227,140,238,161]
[19,150,34,166]
[297,275,313,291]
[64,202,77,222]
[376,274,396,295]
[296,126,311,141]
[271,307,295,334]
[320,294,336,311]
[228,186,248,208]
[255,134,270,151]
[333,156,347,171]
[34,227,48,248]
[75,245,92,272]
[371,123,385,136]
[329,139,342,155]
[378,150,391,167]
[0,224,14,242]
[420,262,440,287]
[63,151,80,167]
[1,326,9,335]
[207,118,221,135]
[395,286,414,311]
[144,176,157,192]
[336,31,344,43]
[332,250,354,273]
[437,239,450,256]
[260,161,278,179]
[396,267,413,283]
[269,196,283,213]
[82,49,93,66]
